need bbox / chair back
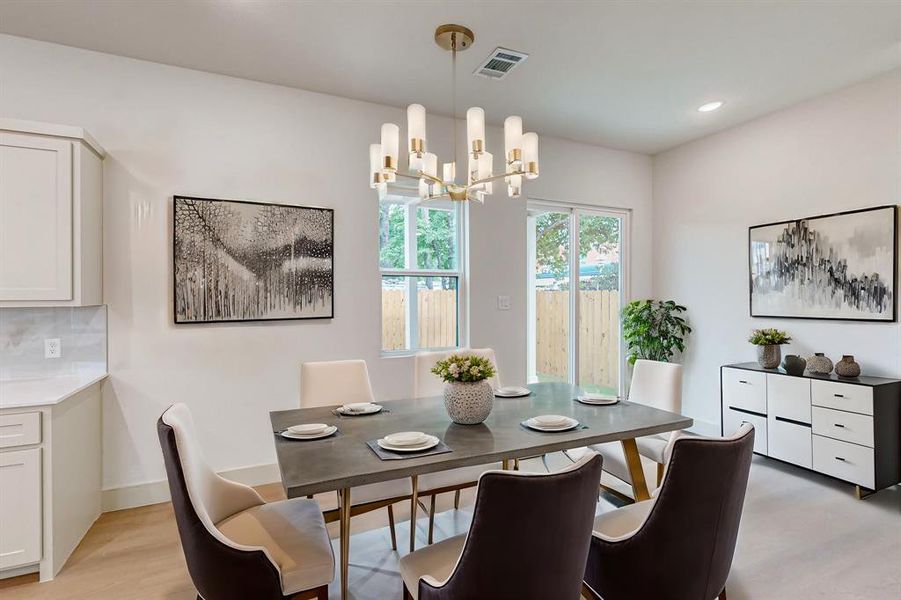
[301,359,375,407]
[628,359,682,413]
[158,404,283,599]
[418,453,603,600]
[585,424,755,600]
[413,348,500,398]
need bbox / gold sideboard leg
[855,485,876,500]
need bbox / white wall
[653,70,901,430]
[0,35,652,501]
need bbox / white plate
[495,386,531,398]
[384,431,429,446]
[287,423,329,435]
[377,434,440,453]
[576,395,619,406]
[280,425,337,440]
[524,417,579,432]
[337,404,383,416]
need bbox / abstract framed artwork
[749,205,897,322]
[174,196,334,323]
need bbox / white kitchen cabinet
[0,119,104,307]
[0,448,42,570]
[0,379,103,581]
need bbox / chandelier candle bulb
[380,123,399,173]
[407,104,426,155]
[443,162,456,183]
[522,132,539,179]
[504,115,523,167]
[479,152,494,194]
[508,173,522,198]
[467,107,486,155]
[369,143,383,188]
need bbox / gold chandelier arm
[393,171,423,182]
[468,169,526,188]
[419,171,445,186]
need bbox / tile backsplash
[0,306,107,380]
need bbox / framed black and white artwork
[749,205,897,322]
[174,196,334,323]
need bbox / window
[527,203,629,396]
[380,195,464,353]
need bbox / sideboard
[721,362,901,498]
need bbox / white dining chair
[412,349,504,548]
[566,359,683,500]
[300,359,414,551]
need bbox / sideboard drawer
[722,368,767,415]
[723,407,767,455]
[812,435,874,489]
[768,415,812,469]
[767,374,811,423]
[811,380,872,416]
[0,412,42,449]
[811,407,874,448]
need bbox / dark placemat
[366,439,452,461]
[520,421,589,433]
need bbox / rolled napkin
[383,431,429,446]
[287,423,329,435]
[343,402,377,413]
[531,414,571,427]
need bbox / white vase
[443,380,494,425]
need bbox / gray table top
[270,382,693,497]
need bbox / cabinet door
[767,374,811,424]
[722,368,767,415]
[768,415,812,469]
[0,133,72,301]
[0,448,42,569]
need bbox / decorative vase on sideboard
[443,380,494,424]
[757,344,781,369]
[806,353,833,375]
[835,355,861,378]
[781,355,807,376]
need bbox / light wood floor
[0,483,478,600]
[3,455,899,599]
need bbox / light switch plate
[497,295,511,310]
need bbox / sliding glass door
[527,204,628,396]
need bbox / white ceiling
[1,1,899,154]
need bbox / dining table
[270,381,693,599]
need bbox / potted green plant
[432,354,497,424]
[621,299,691,365]
[748,328,792,369]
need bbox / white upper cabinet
[0,119,104,307]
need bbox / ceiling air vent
[473,47,529,80]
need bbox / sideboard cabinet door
[0,133,73,301]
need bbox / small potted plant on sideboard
[748,328,791,369]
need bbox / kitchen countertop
[0,369,108,409]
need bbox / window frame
[379,192,467,356]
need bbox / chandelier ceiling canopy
[369,24,539,203]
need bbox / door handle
[834,457,846,462]
[833,394,845,398]
[833,423,845,428]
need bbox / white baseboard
[101,462,282,512]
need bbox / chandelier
[369,24,539,203]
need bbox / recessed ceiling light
[698,101,724,113]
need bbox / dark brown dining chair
[399,451,603,600]
[583,423,755,600]
[158,403,334,600]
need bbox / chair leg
[409,475,418,553]
[403,584,414,600]
[387,504,398,551]
[657,462,665,487]
[427,494,436,544]
[454,489,461,509]
[513,458,520,470]
[718,587,727,600]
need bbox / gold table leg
[621,438,651,501]
[409,475,418,552]
[339,487,351,599]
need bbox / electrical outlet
[44,338,62,359]
[497,295,511,310]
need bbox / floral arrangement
[432,354,496,383]
[748,328,792,346]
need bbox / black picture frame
[173,195,334,324]
[748,204,897,322]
